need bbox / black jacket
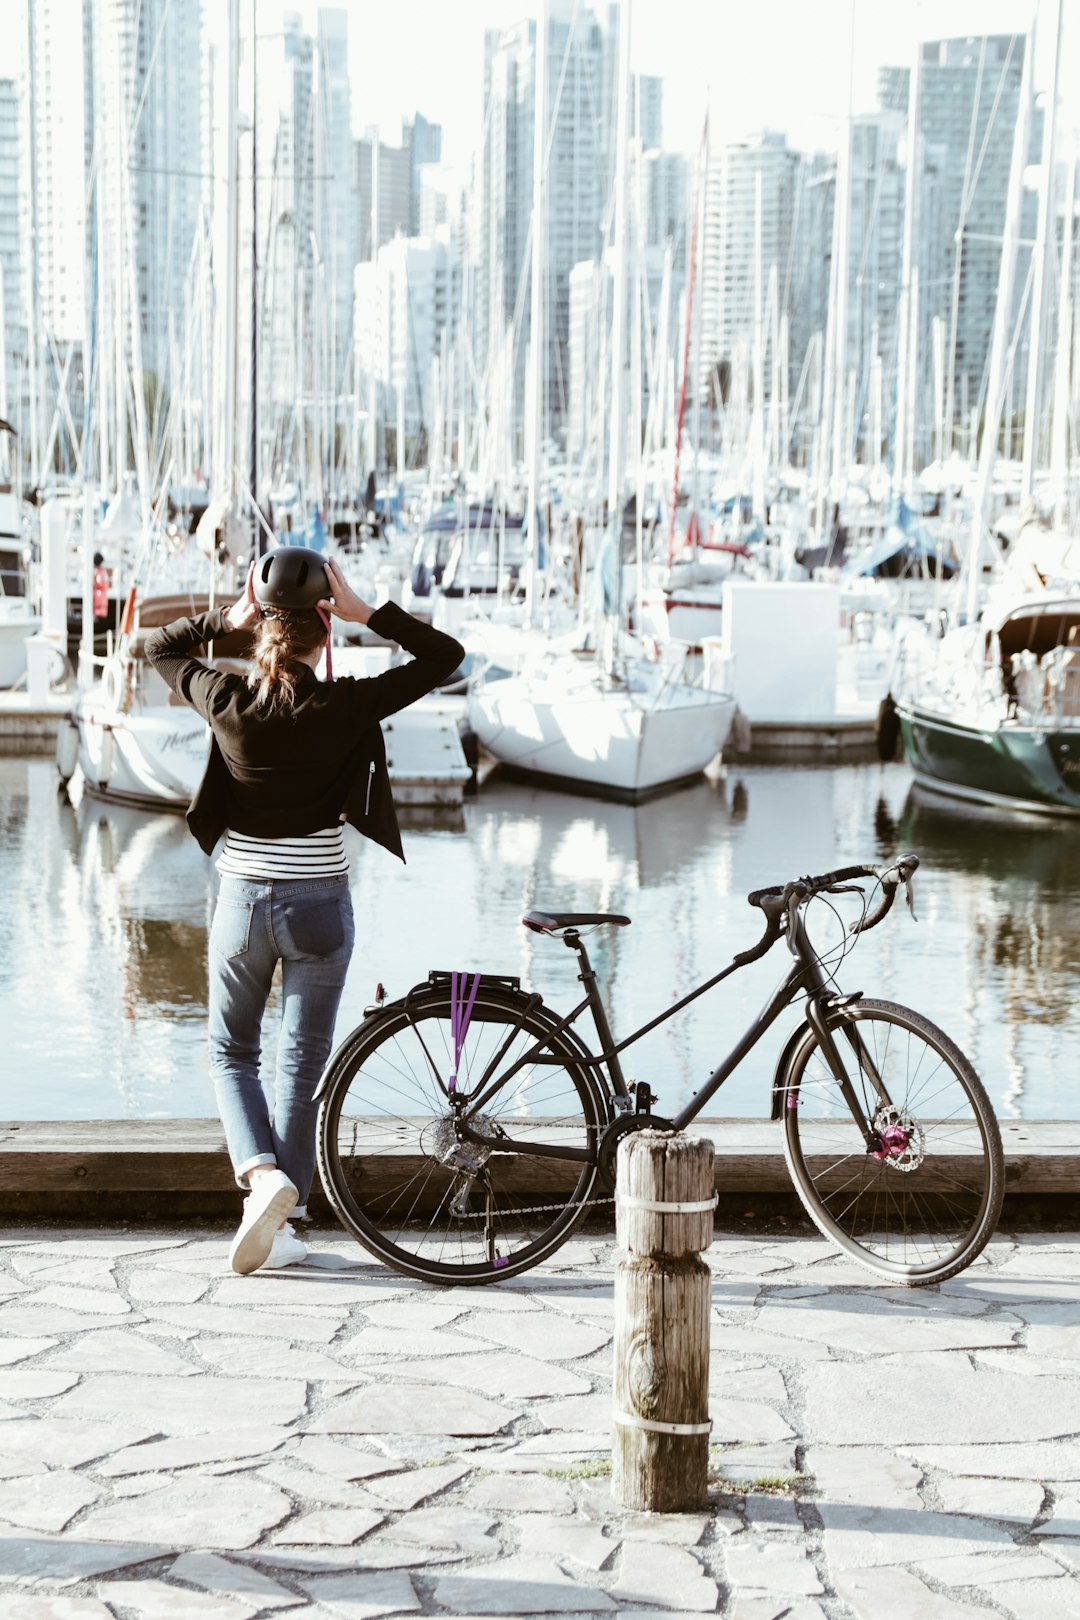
[144,602,465,862]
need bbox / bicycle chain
[454,1193,617,1220]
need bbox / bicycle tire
[781,998,1004,1285]
[316,986,608,1284]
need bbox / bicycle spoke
[318,992,603,1283]
[784,1001,1002,1285]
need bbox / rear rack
[426,970,522,994]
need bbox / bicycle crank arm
[456,1118,594,1164]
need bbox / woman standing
[146,552,464,1274]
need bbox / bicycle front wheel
[782,999,1003,1285]
[316,986,607,1284]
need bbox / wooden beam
[1,1118,1076,1203]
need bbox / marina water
[3,753,1078,1123]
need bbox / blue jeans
[208,874,354,1217]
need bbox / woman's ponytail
[247,613,326,711]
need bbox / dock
[730,713,879,763]
[0,689,71,749]
[2,1116,1075,1219]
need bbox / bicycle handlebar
[746,854,920,939]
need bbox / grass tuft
[543,1457,613,1480]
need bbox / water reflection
[879,784,1080,1115]
[1,756,1079,1121]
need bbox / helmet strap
[315,605,333,680]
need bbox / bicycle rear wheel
[316,986,607,1284]
[782,999,1003,1285]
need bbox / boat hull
[896,701,1080,817]
[469,680,735,801]
[73,702,472,813]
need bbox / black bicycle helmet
[253,546,330,614]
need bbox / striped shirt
[216,824,349,880]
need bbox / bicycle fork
[803,995,885,1152]
[793,917,891,1153]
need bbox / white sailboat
[468,0,735,800]
[0,487,40,688]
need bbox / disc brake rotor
[870,1104,926,1172]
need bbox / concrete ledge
[2,1117,1075,1221]
[731,715,879,763]
[0,691,71,749]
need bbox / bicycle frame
[459,909,890,1164]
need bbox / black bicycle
[315,855,1004,1287]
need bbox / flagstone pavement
[0,1223,1078,1619]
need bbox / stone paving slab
[0,1224,1077,1618]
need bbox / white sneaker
[229,1169,298,1275]
[260,1222,308,1269]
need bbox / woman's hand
[224,562,261,633]
[319,555,374,626]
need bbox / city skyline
[3,0,1075,490]
[275,0,1080,174]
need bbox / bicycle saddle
[522,910,631,935]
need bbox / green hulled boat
[891,594,1080,817]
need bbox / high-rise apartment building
[879,35,1028,450]
[479,4,610,448]
[24,0,93,351]
[354,131,412,259]
[407,113,443,235]
[353,227,461,447]
[313,8,355,366]
[0,77,24,426]
[633,73,662,152]
[92,0,202,390]
[566,240,681,464]
[700,132,802,395]
[257,14,315,414]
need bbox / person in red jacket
[146,551,464,1274]
[92,552,110,629]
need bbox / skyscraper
[354,228,461,449]
[700,131,802,395]
[24,0,93,351]
[313,7,355,371]
[880,35,1028,454]
[92,0,202,391]
[354,131,412,259]
[0,76,24,427]
[479,4,610,449]
[407,112,443,235]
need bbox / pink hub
[871,1123,910,1161]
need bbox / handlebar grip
[850,881,897,934]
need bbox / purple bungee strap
[449,971,481,1093]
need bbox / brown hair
[247,613,327,711]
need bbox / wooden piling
[611,1128,715,1512]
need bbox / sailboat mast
[967,27,1034,620]
[667,115,706,565]
[1021,0,1063,504]
[250,0,259,525]
[221,0,240,511]
[524,1,547,626]
[606,0,632,602]
[1051,146,1075,529]
[893,40,921,501]
[368,125,379,482]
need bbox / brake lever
[903,873,918,921]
